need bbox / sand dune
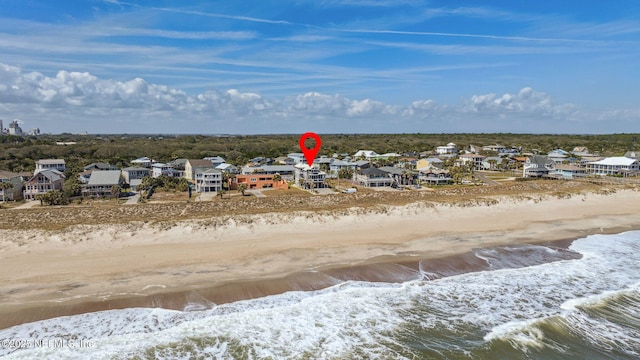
[1,183,639,328]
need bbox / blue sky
[0,0,639,134]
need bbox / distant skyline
[0,0,639,134]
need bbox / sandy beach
[1,182,639,329]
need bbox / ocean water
[1,231,640,359]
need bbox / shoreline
[1,185,639,329]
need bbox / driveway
[9,200,41,210]
[124,193,140,205]
[246,189,266,198]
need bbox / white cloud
[462,87,576,118]
[0,63,637,134]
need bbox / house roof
[358,167,390,176]
[528,155,553,165]
[215,163,237,170]
[30,169,64,182]
[83,162,116,170]
[554,164,585,171]
[590,157,638,166]
[459,153,486,159]
[88,170,122,186]
[187,159,214,168]
[195,168,222,174]
[204,156,226,163]
[378,166,414,176]
[243,165,295,173]
[131,157,153,163]
[36,159,65,165]
[353,150,378,158]
[331,160,356,166]
[122,166,151,172]
[0,170,20,179]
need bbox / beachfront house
[122,167,151,191]
[0,170,24,201]
[294,164,327,189]
[523,155,554,178]
[241,165,295,181]
[355,168,394,187]
[553,164,587,179]
[586,157,640,177]
[23,169,65,200]
[35,159,66,174]
[231,174,288,190]
[152,163,182,178]
[194,168,222,193]
[378,166,417,186]
[82,170,125,197]
[418,168,452,185]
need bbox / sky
[0,0,639,134]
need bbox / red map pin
[299,132,322,166]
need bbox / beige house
[457,154,486,171]
[23,169,65,200]
[184,159,214,181]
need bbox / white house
[353,150,379,159]
[131,157,155,168]
[294,164,327,189]
[287,153,306,165]
[194,168,222,192]
[587,157,640,176]
[523,155,554,178]
[436,143,458,155]
[35,159,66,174]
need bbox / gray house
[82,170,125,197]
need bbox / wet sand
[1,189,639,329]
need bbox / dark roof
[358,167,390,176]
[188,159,214,168]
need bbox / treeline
[0,133,639,173]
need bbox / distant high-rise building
[29,128,41,136]
[8,120,23,136]
[0,119,3,134]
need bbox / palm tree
[111,185,122,199]
[0,182,13,202]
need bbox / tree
[0,182,13,202]
[218,188,227,199]
[238,183,247,196]
[338,168,353,179]
[111,185,122,199]
[63,174,82,197]
[36,190,69,206]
